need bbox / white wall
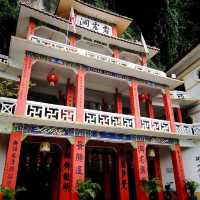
[159,146,176,190]
[182,143,200,192]
[0,135,8,184]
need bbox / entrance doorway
[16,139,61,200]
[85,147,118,200]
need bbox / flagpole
[66,21,70,45]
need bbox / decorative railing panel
[141,117,171,133]
[29,35,167,78]
[84,109,135,129]
[0,98,16,114]
[175,122,193,135]
[26,101,76,122]
[192,124,200,135]
[0,54,8,65]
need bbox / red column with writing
[129,81,141,128]
[66,83,74,107]
[171,144,188,200]
[15,54,33,116]
[75,69,86,123]
[132,141,148,200]
[162,89,176,132]
[118,150,129,200]
[2,132,22,189]
[59,146,71,200]
[71,136,86,200]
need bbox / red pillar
[75,69,86,123]
[71,136,86,200]
[132,141,148,200]
[66,79,74,107]
[146,98,164,200]
[117,150,129,200]
[112,25,118,37]
[146,98,155,118]
[162,89,176,132]
[59,147,71,200]
[140,54,147,66]
[115,89,123,114]
[69,35,77,47]
[112,48,120,59]
[129,81,141,128]
[15,53,33,116]
[27,18,36,38]
[2,132,22,189]
[154,149,165,200]
[171,144,188,200]
[175,107,183,123]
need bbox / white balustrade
[192,123,200,135]
[141,117,171,133]
[26,101,76,122]
[175,122,193,135]
[0,97,200,136]
[84,109,135,129]
[29,35,167,78]
[0,54,8,65]
[0,97,16,114]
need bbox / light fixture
[147,148,156,158]
[39,142,50,155]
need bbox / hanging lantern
[147,148,156,158]
[47,71,59,86]
[39,142,51,155]
[140,93,148,102]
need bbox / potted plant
[141,177,162,200]
[76,179,101,200]
[0,186,3,200]
[1,188,15,200]
[186,180,200,200]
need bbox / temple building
[0,0,199,200]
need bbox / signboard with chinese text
[76,15,113,36]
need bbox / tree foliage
[0,0,18,54]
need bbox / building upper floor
[3,2,181,92]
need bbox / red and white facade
[0,1,199,199]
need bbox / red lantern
[140,93,149,102]
[47,72,59,86]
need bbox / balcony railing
[0,54,8,65]
[84,109,135,129]
[0,97,76,123]
[29,35,167,78]
[141,117,171,133]
[175,122,193,135]
[0,97,199,136]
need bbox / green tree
[0,0,18,54]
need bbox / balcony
[29,35,166,78]
[0,97,199,137]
